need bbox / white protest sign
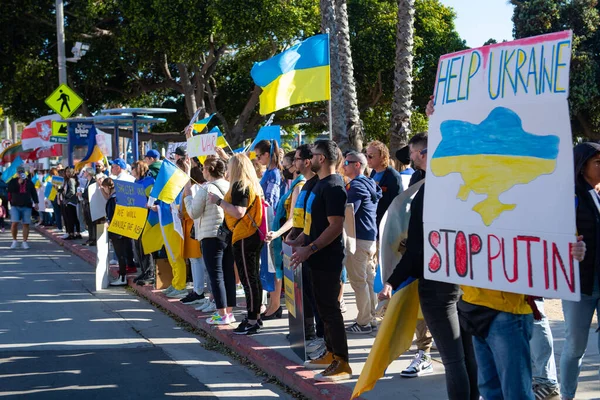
[187,133,217,157]
[88,182,107,222]
[423,31,579,300]
[95,129,112,157]
[167,141,186,158]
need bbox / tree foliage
[0,0,465,148]
[511,0,600,139]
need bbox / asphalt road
[0,231,290,399]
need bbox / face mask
[282,168,294,180]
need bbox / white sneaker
[109,259,118,266]
[10,240,19,249]
[198,300,216,313]
[236,283,244,296]
[306,337,325,354]
[400,350,434,378]
[194,298,210,310]
[109,276,127,286]
[21,241,30,250]
[60,234,69,239]
[161,285,175,295]
[166,289,189,299]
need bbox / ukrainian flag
[209,126,229,149]
[1,156,24,182]
[141,208,163,254]
[157,199,186,290]
[44,181,57,202]
[75,125,104,171]
[251,34,330,115]
[193,114,215,133]
[148,159,189,204]
[51,176,64,186]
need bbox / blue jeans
[10,206,32,224]
[190,257,210,295]
[52,200,62,230]
[473,312,534,400]
[560,279,600,398]
[531,299,558,388]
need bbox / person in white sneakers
[8,166,38,249]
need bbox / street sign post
[45,84,83,119]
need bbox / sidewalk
[36,225,600,400]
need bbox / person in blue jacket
[366,140,403,235]
[342,151,382,334]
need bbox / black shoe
[133,271,147,283]
[180,291,205,305]
[233,318,261,335]
[138,277,155,286]
[88,241,96,247]
[261,306,283,320]
[64,236,75,241]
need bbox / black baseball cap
[395,146,411,165]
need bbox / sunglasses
[344,160,360,166]
[366,154,375,159]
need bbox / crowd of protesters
[3,120,598,398]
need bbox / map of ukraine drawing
[431,107,560,226]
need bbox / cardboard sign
[423,31,578,300]
[282,243,306,361]
[95,129,112,157]
[115,181,147,209]
[88,183,107,222]
[186,133,217,157]
[108,205,148,240]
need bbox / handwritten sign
[186,133,217,157]
[115,181,147,209]
[87,183,107,222]
[108,204,148,240]
[424,31,578,300]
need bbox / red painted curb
[35,226,96,265]
[129,282,360,400]
[37,225,360,400]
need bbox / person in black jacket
[79,168,96,246]
[559,142,600,400]
[101,178,128,286]
[366,140,403,235]
[378,134,479,400]
[8,166,39,249]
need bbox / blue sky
[439,0,515,48]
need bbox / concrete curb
[35,225,359,400]
[130,283,359,400]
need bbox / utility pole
[3,117,10,140]
[56,0,67,85]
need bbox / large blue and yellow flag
[251,34,330,115]
[142,208,163,254]
[193,114,215,133]
[148,159,189,204]
[1,156,24,182]
[157,199,186,290]
[75,125,104,171]
[352,280,420,399]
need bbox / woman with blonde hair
[208,153,264,335]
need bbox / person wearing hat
[110,158,135,183]
[7,165,39,249]
[174,146,187,162]
[144,149,162,179]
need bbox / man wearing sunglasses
[366,141,404,237]
[342,151,382,335]
[287,140,350,382]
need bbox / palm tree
[388,0,415,156]
[320,0,347,146]
[335,0,363,151]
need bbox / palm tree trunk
[320,0,347,146]
[335,0,363,151]
[388,0,415,156]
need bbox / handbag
[216,221,233,242]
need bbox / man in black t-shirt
[288,140,350,382]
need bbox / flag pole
[326,30,333,140]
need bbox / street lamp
[66,42,90,63]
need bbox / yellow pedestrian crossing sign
[45,84,83,119]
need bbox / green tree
[511,0,600,139]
